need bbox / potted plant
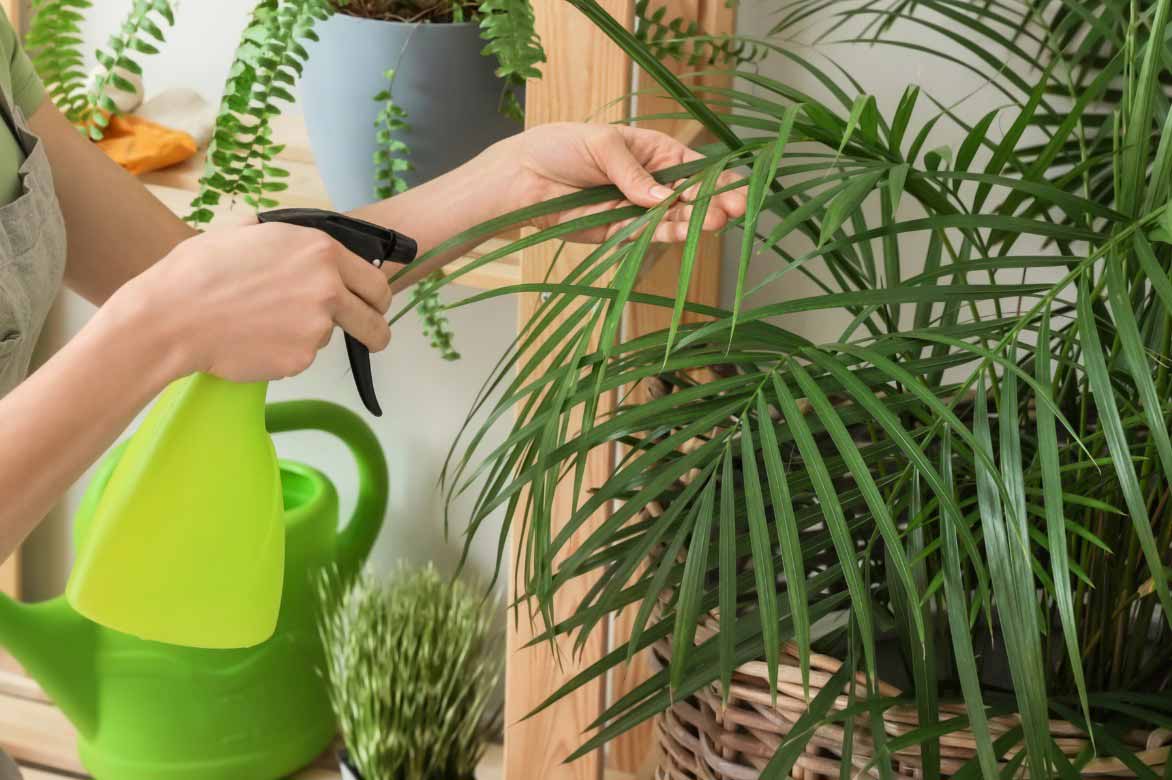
[297,0,536,210]
[406,0,1172,774]
[318,564,502,780]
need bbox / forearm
[0,290,183,562]
[347,140,523,291]
[31,103,197,305]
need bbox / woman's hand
[487,122,747,243]
[110,221,394,384]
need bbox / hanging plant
[186,0,332,226]
[370,66,460,361]
[25,0,93,124]
[84,0,175,139]
[634,0,765,68]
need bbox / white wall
[24,0,515,602]
[721,2,1028,321]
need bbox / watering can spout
[0,594,97,737]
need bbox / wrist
[99,276,196,391]
[475,133,548,224]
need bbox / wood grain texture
[0,555,17,600]
[606,232,721,774]
[606,0,732,772]
[0,693,635,780]
[0,690,82,774]
[506,0,635,778]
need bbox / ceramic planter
[300,13,523,211]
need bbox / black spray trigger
[258,208,418,416]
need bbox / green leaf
[669,471,717,693]
[1078,275,1172,629]
[818,168,884,247]
[718,444,737,702]
[888,162,909,213]
[738,417,781,700]
[754,393,810,694]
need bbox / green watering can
[0,398,388,780]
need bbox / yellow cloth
[95,113,198,176]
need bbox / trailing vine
[478,0,544,121]
[634,0,764,67]
[373,68,411,198]
[85,0,175,139]
[186,0,333,226]
[411,271,461,361]
[372,67,459,361]
[25,0,93,124]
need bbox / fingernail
[650,185,674,201]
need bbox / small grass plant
[318,564,502,780]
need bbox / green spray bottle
[66,209,417,649]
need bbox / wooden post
[506,1,634,779]
[507,0,735,774]
[608,0,733,772]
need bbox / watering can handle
[265,400,388,580]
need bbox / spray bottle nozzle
[258,208,418,416]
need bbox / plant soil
[333,0,480,23]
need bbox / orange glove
[95,113,198,176]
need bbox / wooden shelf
[0,672,635,780]
[0,694,629,780]
[141,115,520,291]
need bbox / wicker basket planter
[631,376,1171,780]
[650,625,1171,780]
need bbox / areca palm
[398,0,1172,774]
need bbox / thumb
[598,131,675,208]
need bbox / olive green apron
[0,82,66,780]
[0,82,66,398]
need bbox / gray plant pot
[300,13,523,212]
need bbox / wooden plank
[0,555,17,601]
[607,233,721,775]
[0,701,622,780]
[505,0,636,778]
[0,669,46,702]
[18,768,82,780]
[607,0,733,772]
[0,691,82,774]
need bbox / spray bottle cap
[259,208,419,416]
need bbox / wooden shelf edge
[139,113,521,292]
[0,690,532,780]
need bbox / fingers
[332,289,392,352]
[713,170,748,220]
[605,126,749,224]
[336,248,394,314]
[595,128,675,209]
[319,240,392,351]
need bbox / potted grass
[396,0,1172,775]
[318,564,502,780]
